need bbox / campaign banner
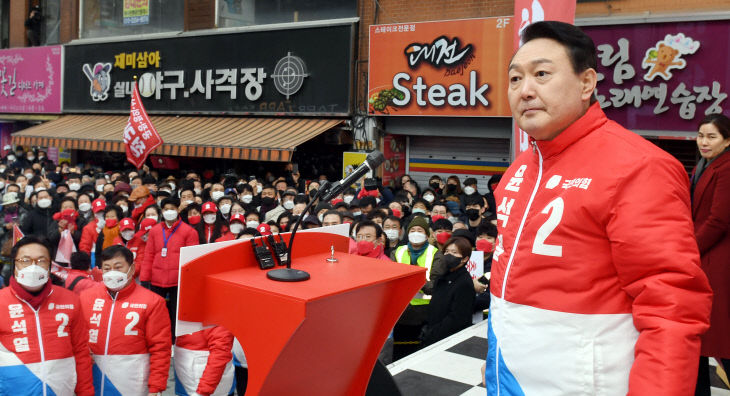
[382,135,406,187]
[583,20,730,132]
[125,82,163,168]
[123,0,150,25]
[467,250,485,280]
[368,17,512,117]
[0,45,62,114]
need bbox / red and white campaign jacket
[0,284,94,396]
[80,281,171,395]
[174,326,235,396]
[486,103,713,396]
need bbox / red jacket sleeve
[69,293,95,396]
[196,327,234,396]
[694,165,730,254]
[140,228,157,282]
[79,222,99,254]
[606,155,712,396]
[186,226,199,247]
[145,293,172,393]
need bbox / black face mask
[261,197,275,207]
[446,184,457,193]
[309,189,318,198]
[429,182,440,190]
[466,208,481,221]
[443,254,463,270]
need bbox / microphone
[321,150,385,202]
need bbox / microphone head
[366,150,385,169]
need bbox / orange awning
[12,115,342,162]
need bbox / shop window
[80,0,184,39]
[39,0,60,45]
[218,0,356,28]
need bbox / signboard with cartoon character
[63,24,354,116]
[583,20,729,132]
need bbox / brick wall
[185,0,215,31]
[59,0,79,43]
[8,0,30,47]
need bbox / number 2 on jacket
[532,197,564,257]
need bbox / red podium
[177,226,426,395]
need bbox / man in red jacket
[0,236,94,396]
[485,21,713,396]
[80,244,172,395]
[140,197,198,339]
[174,326,235,396]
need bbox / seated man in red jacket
[174,326,235,396]
[0,236,94,396]
[140,197,199,339]
[80,244,172,395]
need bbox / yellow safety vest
[395,244,438,305]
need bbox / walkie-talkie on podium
[267,150,385,282]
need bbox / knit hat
[407,215,430,237]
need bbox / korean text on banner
[512,0,576,159]
[124,81,163,168]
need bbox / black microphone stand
[267,180,332,282]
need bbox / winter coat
[421,265,474,346]
[140,220,199,288]
[174,326,235,396]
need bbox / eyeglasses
[15,257,51,266]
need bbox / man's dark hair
[477,221,499,238]
[70,251,91,271]
[463,193,484,208]
[359,196,376,209]
[355,219,383,239]
[384,215,402,227]
[160,197,180,208]
[100,245,134,266]
[521,21,597,75]
[323,210,343,222]
[367,210,386,222]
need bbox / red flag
[12,224,24,246]
[511,0,576,159]
[124,81,163,168]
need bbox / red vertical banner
[124,81,163,169]
[512,0,576,159]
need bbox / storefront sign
[123,0,150,26]
[368,17,512,117]
[584,20,730,131]
[64,24,354,116]
[0,46,62,114]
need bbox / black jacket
[421,265,475,346]
[20,206,60,245]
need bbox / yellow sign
[342,152,368,188]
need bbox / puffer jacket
[487,103,712,396]
[140,219,199,287]
[174,326,235,396]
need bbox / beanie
[407,215,430,237]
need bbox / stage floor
[387,320,730,396]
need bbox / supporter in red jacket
[353,220,391,260]
[116,217,157,280]
[79,197,107,254]
[174,326,235,396]
[80,245,172,395]
[62,251,99,294]
[0,236,94,396]
[140,197,198,338]
[215,213,245,242]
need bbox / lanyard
[162,222,181,250]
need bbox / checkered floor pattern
[387,320,730,396]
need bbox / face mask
[241,194,253,204]
[352,211,362,217]
[429,182,440,190]
[464,186,477,195]
[412,208,426,215]
[446,184,457,193]
[7,155,15,161]
[246,220,259,229]
[408,231,427,245]
[184,200,194,206]
[105,218,118,228]
[318,213,325,223]
[37,198,52,209]
[68,183,80,191]
[169,183,176,190]
[448,216,459,224]
[253,185,261,194]
[194,188,202,195]
[0,181,5,189]
[211,191,224,201]
[283,200,294,210]
[476,239,495,253]
[24,173,33,180]
[466,208,481,221]
[118,205,128,213]
[95,212,105,221]
[162,209,178,221]
[102,266,132,291]
[343,195,354,204]
[79,202,91,212]
[146,215,158,221]
[27,155,35,161]
[121,230,135,240]
[261,197,275,207]
[230,223,244,234]
[423,194,434,203]
[95,185,104,192]
[443,254,463,270]
[356,240,376,256]
[436,232,452,245]
[187,215,201,225]
[16,264,49,289]
[220,203,231,214]
[203,214,216,224]
[384,229,399,241]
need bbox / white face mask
[241,194,253,204]
[169,183,176,190]
[7,155,15,161]
[184,200,194,206]
[79,202,91,212]
[102,266,133,291]
[448,216,459,224]
[37,198,52,209]
[16,264,49,289]
[412,208,426,215]
[95,184,104,192]
[203,214,216,224]
[352,211,362,217]
[194,188,202,195]
[220,204,231,214]
[385,229,400,241]
[230,223,244,234]
[211,191,224,201]
[343,195,354,204]
[118,205,128,213]
[68,183,81,191]
[27,156,35,161]
[464,186,476,195]
[423,194,434,203]
[121,230,135,240]
[146,215,158,221]
[256,185,263,194]
[283,200,294,210]
[408,231,427,245]
[0,181,5,189]
[24,173,33,179]
[246,220,259,229]
[162,209,178,221]
[317,213,324,223]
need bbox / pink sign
[0,45,62,113]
